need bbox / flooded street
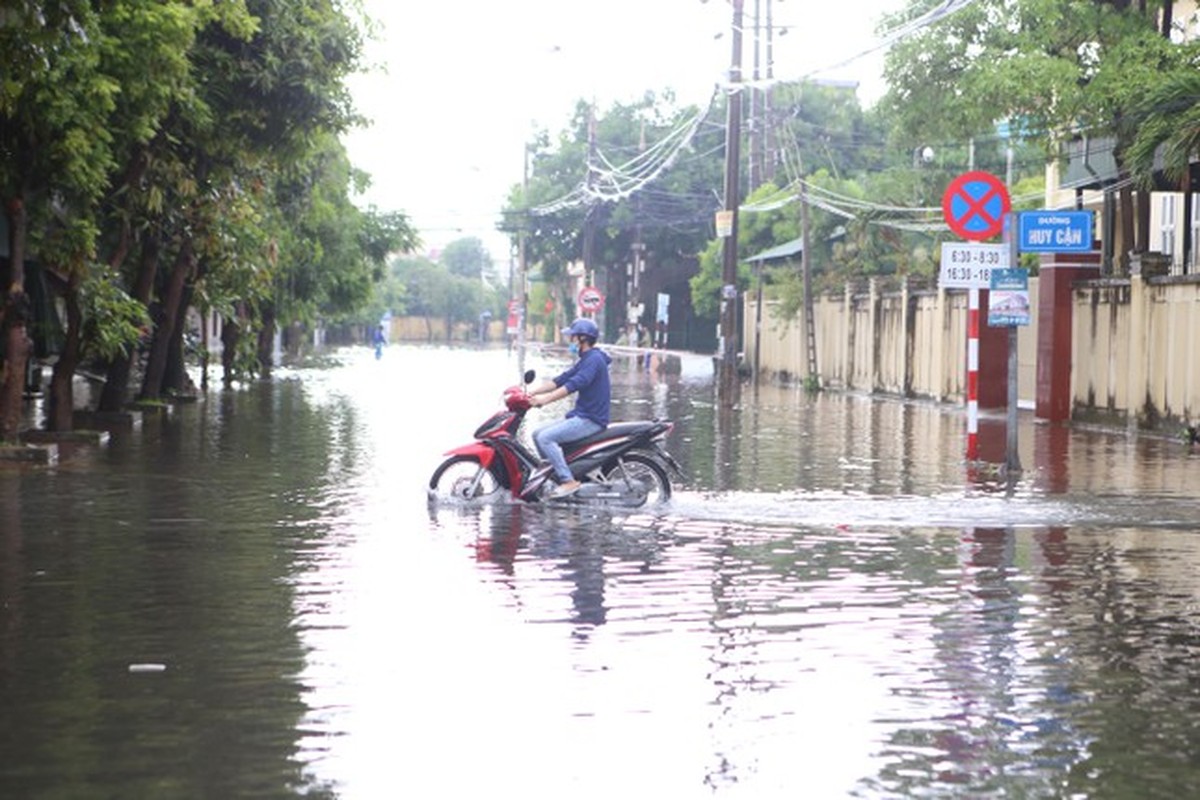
[5,345,1200,798]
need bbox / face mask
[568,341,580,357]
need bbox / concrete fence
[747,268,1200,431]
[748,277,1039,408]
[1073,275,1200,427]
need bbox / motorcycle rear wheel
[600,451,671,505]
[429,456,501,502]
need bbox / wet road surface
[4,345,1200,798]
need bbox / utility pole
[718,0,744,407]
[799,158,817,385]
[516,144,529,378]
[747,0,761,192]
[763,0,776,184]
[583,104,601,336]
[629,120,647,347]
[1004,128,1021,476]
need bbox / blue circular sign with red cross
[942,171,1011,241]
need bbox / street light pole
[718,0,744,408]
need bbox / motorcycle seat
[566,420,667,448]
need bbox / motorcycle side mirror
[523,369,536,384]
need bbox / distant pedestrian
[373,325,386,359]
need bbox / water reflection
[6,346,1200,798]
[1,381,342,799]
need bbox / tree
[441,237,493,282]
[500,93,725,340]
[135,0,367,396]
[1122,64,1200,188]
[387,254,503,341]
[0,3,113,439]
[261,138,416,369]
[0,0,414,429]
[878,0,1189,163]
[689,180,799,318]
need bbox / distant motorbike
[428,371,682,507]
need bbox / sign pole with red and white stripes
[966,287,980,460]
[941,171,1010,464]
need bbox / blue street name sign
[1017,210,1094,252]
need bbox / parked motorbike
[428,371,682,507]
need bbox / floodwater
[4,345,1200,799]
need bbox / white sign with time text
[939,243,1012,289]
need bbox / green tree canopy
[500,93,724,293]
[0,0,418,432]
[877,0,1191,158]
[441,236,494,282]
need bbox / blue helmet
[562,318,599,341]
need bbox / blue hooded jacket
[553,347,612,427]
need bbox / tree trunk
[1119,183,1135,273]
[1136,187,1151,253]
[99,233,161,412]
[0,198,32,443]
[257,303,276,378]
[46,275,83,432]
[140,240,193,401]
[221,307,242,389]
[163,283,196,396]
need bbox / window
[1192,194,1200,269]
[1160,193,1176,257]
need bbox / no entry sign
[942,171,1011,241]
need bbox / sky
[341,0,909,265]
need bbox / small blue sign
[988,268,1030,327]
[1018,210,1094,252]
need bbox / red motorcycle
[428,371,681,507]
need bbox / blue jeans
[533,416,603,483]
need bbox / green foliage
[1,3,113,259]
[263,138,416,328]
[879,0,1190,158]
[441,237,494,281]
[0,0,415,389]
[491,0,1199,335]
[78,269,151,362]
[526,282,558,340]
[1122,61,1200,187]
[383,251,505,332]
[501,92,724,317]
[690,180,794,318]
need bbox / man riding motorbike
[527,318,612,499]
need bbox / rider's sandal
[549,480,581,499]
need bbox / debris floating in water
[127,663,167,673]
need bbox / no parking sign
[942,171,1011,241]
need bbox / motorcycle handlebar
[503,386,532,412]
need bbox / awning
[1061,135,1121,190]
[745,236,804,263]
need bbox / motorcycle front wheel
[600,451,671,505]
[428,455,501,502]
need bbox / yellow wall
[748,277,1039,407]
[1073,276,1200,426]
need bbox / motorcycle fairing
[443,442,496,470]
